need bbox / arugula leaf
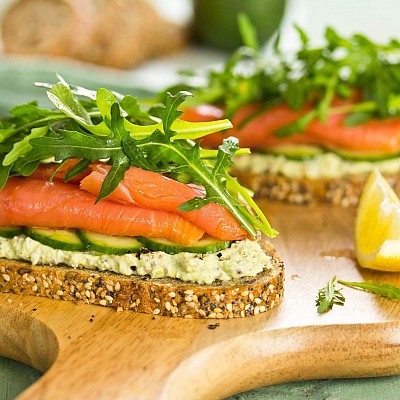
[162,91,191,135]
[171,119,232,141]
[0,128,20,144]
[16,159,43,177]
[317,74,338,122]
[10,139,54,174]
[47,81,110,136]
[10,102,56,120]
[31,129,121,161]
[64,159,91,182]
[36,80,99,101]
[338,280,400,300]
[121,95,156,124]
[344,112,373,126]
[237,13,259,51]
[316,277,400,314]
[212,136,239,180]
[274,110,318,137]
[97,153,130,203]
[316,276,346,314]
[110,103,130,141]
[295,25,310,47]
[225,174,278,237]
[96,88,118,125]
[3,126,48,166]
[46,159,70,182]
[0,159,12,190]
[49,82,92,125]
[0,101,66,145]
[96,103,131,202]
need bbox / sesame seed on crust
[233,170,400,207]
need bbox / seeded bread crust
[233,170,400,207]
[0,238,284,319]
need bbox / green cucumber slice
[0,226,23,238]
[25,227,85,251]
[138,236,232,254]
[264,145,398,162]
[265,145,324,160]
[332,148,400,161]
[77,230,143,255]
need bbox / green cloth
[0,357,42,400]
[0,57,153,116]
[1,356,399,400]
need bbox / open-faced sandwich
[174,26,400,206]
[0,76,283,318]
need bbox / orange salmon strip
[307,113,400,153]
[183,102,400,154]
[0,178,204,245]
[182,103,305,149]
[80,164,249,241]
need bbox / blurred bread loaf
[1,0,188,69]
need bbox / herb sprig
[316,276,400,314]
[316,276,346,314]
[165,25,400,133]
[338,279,400,301]
[0,76,277,238]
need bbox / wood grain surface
[0,201,399,400]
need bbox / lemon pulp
[355,168,400,271]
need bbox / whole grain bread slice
[234,169,400,207]
[0,237,284,319]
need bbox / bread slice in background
[0,237,284,318]
[234,169,400,207]
[1,0,188,69]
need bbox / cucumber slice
[264,145,398,162]
[0,226,23,238]
[78,230,143,255]
[333,148,400,161]
[25,227,85,251]
[265,145,324,160]
[138,236,232,254]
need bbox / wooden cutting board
[0,201,399,400]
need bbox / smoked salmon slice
[307,114,400,153]
[80,164,250,241]
[0,178,204,245]
[183,101,400,154]
[182,103,305,149]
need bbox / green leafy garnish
[338,279,400,300]
[3,125,48,166]
[316,276,346,314]
[237,13,259,51]
[0,76,277,238]
[316,277,400,314]
[165,25,400,133]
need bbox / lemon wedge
[355,168,400,271]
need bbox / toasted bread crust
[233,169,400,207]
[0,238,284,318]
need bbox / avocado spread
[0,236,271,285]
[234,153,400,179]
